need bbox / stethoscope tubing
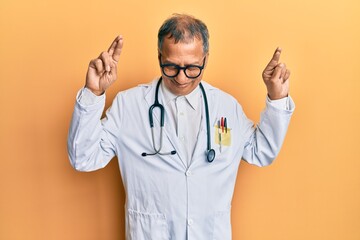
[142,77,215,162]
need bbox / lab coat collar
[160,80,200,111]
[185,86,200,111]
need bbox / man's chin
[165,80,192,95]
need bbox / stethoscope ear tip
[171,150,177,155]
[141,153,147,157]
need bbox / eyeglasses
[160,55,206,79]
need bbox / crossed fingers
[90,35,123,74]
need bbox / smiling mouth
[170,78,193,88]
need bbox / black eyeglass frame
[159,55,206,79]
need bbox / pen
[218,120,222,152]
[219,132,222,153]
[224,118,227,133]
[221,117,224,133]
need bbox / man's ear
[158,51,161,63]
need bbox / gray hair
[158,13,209,54]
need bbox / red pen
[221,117,224,133]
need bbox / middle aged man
[68,13,295,240]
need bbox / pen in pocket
[218,120,222,152]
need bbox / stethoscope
[141,77,216,162]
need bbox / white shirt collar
[160,80,201,111]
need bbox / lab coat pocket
[127,209,170,240]
[214,125,232,155]
[212,209,231,240]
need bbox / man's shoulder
[201,80,238,104]
[114,79,157,98]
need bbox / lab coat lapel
[190,82,216,167]
[163,105,188,169]
[190,109,207,166]
[144,79,187,169]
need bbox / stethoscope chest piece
[206,149,216,162]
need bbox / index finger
[108,35,123,62]
[266,47,282,70]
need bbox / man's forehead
[161,36,203,53]
[164,33,203,45]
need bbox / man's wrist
[85,86,105,96]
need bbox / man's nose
[175,69,188,83]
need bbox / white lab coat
[68,79,295,240]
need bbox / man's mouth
[170,78,192,88]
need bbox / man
[68,13,294,240]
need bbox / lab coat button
[188,219,193,226]
[185,170,192,176]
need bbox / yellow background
[1,0,359,239]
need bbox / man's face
[159,36,208,96]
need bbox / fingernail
[106,66,111,72]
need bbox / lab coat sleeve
[67,89,122,171]
[241,96,295,167]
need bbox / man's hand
[85,35,124,96]
[262,48,290,100]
